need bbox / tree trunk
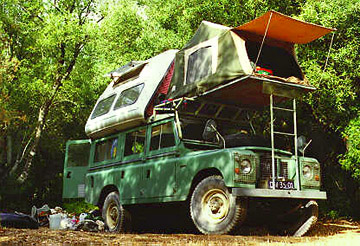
[17,82,61,183]
[6,135,12,166]
[17,104,47,182]
[16,40,84,183]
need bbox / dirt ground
[1,220,360,245]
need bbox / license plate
[268,180,294,190]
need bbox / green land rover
[63,11,333,236]
[63,95,326,236]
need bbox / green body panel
[64,117,323,207]
[174,147,257,199]
[85,144,258,206]
[142,153,177,198]
[63,140,91,199]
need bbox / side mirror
[297,136,307,154]
[202,119,217,141]
[297,135,312,156]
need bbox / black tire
[190,175,247,234]
[102,191,125,232]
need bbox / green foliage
[298,0,360,184]
[0,0,103,210]
[326,210,341,220]
[0,0,360,218]
[63,200,98,215]
[340,117,360,179]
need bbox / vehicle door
[119,127,147,200]
[63,140,91,199]
[142,120,178,198]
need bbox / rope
[319,32,335,84]
[253,12,273,74]
[323,32,335,73]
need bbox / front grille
[258,153,289,188]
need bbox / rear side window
[124,128,146,157]
[94,137,118,163]
[114,83,144,110]
[186,46,212,84]
[67,143,90,167]
[91,94,116,119]
[150,122,175,151]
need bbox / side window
[114,83,144,110]
[91,94,116,119]
[94,137,118,163]
[186,46,212,84]
[150,122,175,151]
[67,143,90,167]
[124,128,146,157]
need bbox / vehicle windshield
[178,100,273,149]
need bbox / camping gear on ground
[49,213,63,230]
[46,208,104,231]
[79,213,88,223]
[0,212,39,229]
[75,219,105,232]
[31,204,51,226]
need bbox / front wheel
[102,191,125,232]
[190,175,247,234]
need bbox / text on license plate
[268,180,294,190]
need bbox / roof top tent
[85,49,178,139]
[167,10,335,106]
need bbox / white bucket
[49,214,62,230]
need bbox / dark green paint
[63,117,322,207]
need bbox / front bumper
[232,188,327,200]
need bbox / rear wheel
[190,175,247,234]
[102,191,125,232]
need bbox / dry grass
[0,220,359,245]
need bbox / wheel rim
[106,201,119,229]
[201,188,230,224]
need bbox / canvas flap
[234,10,335,44]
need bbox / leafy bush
[62,200,98,215]
[340,116,360,180]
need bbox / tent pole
[252,12,273,74]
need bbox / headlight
[302,165,312,179]
[240,159,252,174]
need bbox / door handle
[66,171,72,178]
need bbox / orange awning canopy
[234,10,335,44]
